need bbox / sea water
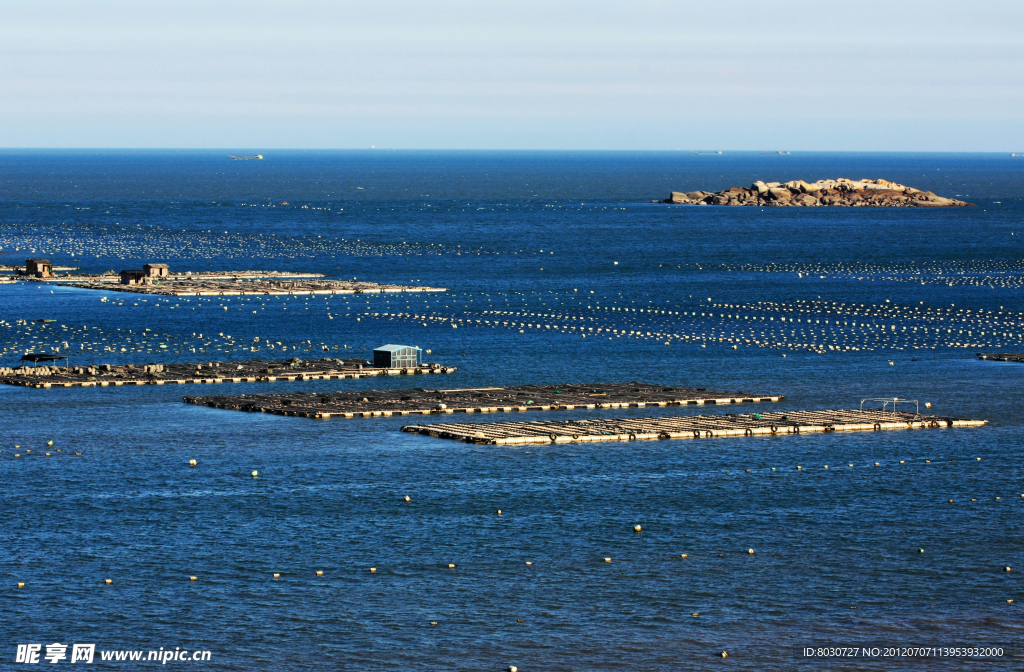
[1,151,1022,670]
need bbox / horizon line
[0,148,1021,154]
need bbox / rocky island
[662,178,973,207]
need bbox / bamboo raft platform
[401,409,987,445]
[977,352,1024,363]
[0,357,456,389]
[184,382,783,419]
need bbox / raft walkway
[184,382,783,419]
[0,357,455,389]
[401,409,986,445]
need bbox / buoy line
[13,549,1022,592]
[4,289,1023,362]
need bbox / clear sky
[1,0,1021,150]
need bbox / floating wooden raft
[977,352,1024,363]
[184,382,782,419]
[62,276,446,297]
[0,357,456,389]
[401,409,986,445]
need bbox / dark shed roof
[20,353,67,362]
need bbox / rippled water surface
[1,151,1023,670]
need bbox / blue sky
[0,0,1021,149]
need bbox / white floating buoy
[604,557,612,563]
[47,441,53,446]
[104,579,112,584]
[273,573,280,578]
[525,561,532,565]
[251,470,259,478]
[447,563,456,569]
[497,509,502,515]
[189,459,197,466]
[508,666,518,672]
[633,524,642,532]
[316,570,323,576]
[370,567,377,573]
[189,576,197,581]
[748,548,755,555]
[404,495,411,502]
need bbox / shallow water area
[1,151,1023,670]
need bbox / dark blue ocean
[1,151,1023,670]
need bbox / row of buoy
[352,292,1024,354]
[16,559,1019,590]
[8,281,1021,362]
[14,456,1022,508]
[725,457,996,474]
[1,222,475,266]
[178,458,1002,474]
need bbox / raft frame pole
[860,397,920,420]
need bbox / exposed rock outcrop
[661,178,973,207]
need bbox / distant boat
[1012,153,1024,157]
[229,154,264,160]
[694,151,723,155]
[761,151,791,155]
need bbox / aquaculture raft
[60,275,446,297]
[977,352,1024,363]
[401,409,987,445]
[0,357,456,389]
[183,382,783,419]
